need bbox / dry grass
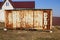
[0,22,60,40]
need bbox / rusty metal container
[5,9,52,30]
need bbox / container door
[43,11,50,30]
[47,11,50,30]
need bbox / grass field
[0,22,60,40]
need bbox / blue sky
[0,0,60,17]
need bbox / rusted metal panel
[5,11,13,29]
[24,10,33,28]
[34,10,43,29]
[5,9,52,30]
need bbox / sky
[35,0,60,17]
[0,0,60,17]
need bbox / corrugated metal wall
[5,9,52,30]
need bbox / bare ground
[0,22,60,40]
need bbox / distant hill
[53,17,60,26]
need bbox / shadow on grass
[35,37,57,40]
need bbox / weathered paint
[5,9,52,30]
